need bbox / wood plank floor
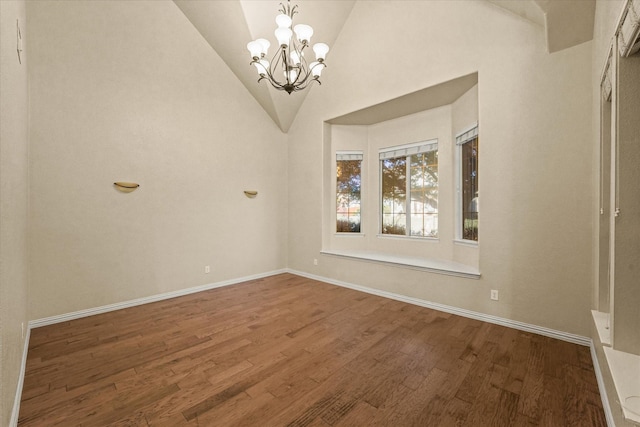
[19,273,606,426]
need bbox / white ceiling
[174,0,595,132]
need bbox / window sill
[320,249,480,279]
[334,233,366,237]
[454,239,479,247]
[604,347,640,424]
[376,234,439,242]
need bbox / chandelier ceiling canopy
[247,0,330,94]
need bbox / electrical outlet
[490,290,499,301]
[313,259,318,266]
[204,265,210,274]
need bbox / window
[457,126,479,241]
[324,79,480,274]
[380,141,438,237]
[336,152,362,232]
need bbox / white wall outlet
[204,265,210,274]
[313,258,318,266]
[490,290,499,301]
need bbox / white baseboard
[18,267,604,427]
[296,268,619,423]
[10,327,31,427]
[287,269,592,347]
[590,342,616,427]
[29,269,287,329]
[25,268,591,346]
[15,269,287,426]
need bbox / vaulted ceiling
[173,0,356,132]
[174,0,595,132]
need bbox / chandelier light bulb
[256,38,271,56]
[275,13,292,28]
[253,59,269,76]
[275,27,293,48]
[294,24,313,44]
[313,43,329,61]
[290,51,301,65]
[247,41,263,60]
[309,61,324,77]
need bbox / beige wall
[288,0,594,336]
[26,0,288,320]
[0,1,29,424]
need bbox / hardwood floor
[19,273,606,426]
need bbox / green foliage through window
[461,136,479,241]
[381,144,438,237]
[336,158,361,232]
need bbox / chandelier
[246,1,329,94]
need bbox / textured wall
[0,1,29,424]
[287,0,594,336]
[26,0,288,320]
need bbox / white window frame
[378,139,438,239]
[455,123,479,244]
[336,151,364,234]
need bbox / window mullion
[406,156,411,236]
[456,144,462,239]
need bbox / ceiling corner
[537,0,596,53]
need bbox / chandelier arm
[261,75,287,91]
[261,68,289,91]
[287,71,320,92]
[287,40,303,86]
[280,47,292,85]
[293,47,314,86]
[295,77,321,92]
[267,47,287,85]
[267,48,294,91]
[252,52,287,91]
[279,1,297,19]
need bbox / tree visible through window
[336,153,362,232]
[461,135,479,241]
[381,157,407,235]
[381,142,438,237]
[410,151,439,237]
